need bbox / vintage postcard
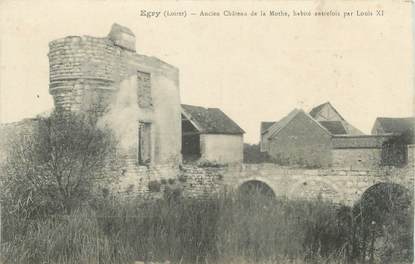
[0,0,413,263]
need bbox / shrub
[163,184,182,203]
[147,180,161,192]
[1,111,117,217]
[243,143,273,163]
[196,158,226,168]
[167,178,175,185]
[178,174,187,183]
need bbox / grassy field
[1,189,413,264]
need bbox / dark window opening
[138,122,151,165]
[137,71,152,108]
[181,114,201,162]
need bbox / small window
[22,133,31,144]
[137,71,152,108]
[138,122,151,165]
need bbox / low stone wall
[178,165,224,198]
[331,148,382,169]
[221,163,413,205]
[106,156,414,206]
[110,164,225,200]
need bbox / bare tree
[1,111,117,217]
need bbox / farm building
[260,109,333,168]
[259,102,410,169]
[181,104,245,164]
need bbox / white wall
[200,134,243,164]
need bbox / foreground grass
[1,190,413,264]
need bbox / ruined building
[47,23,245,192]
[47,23,182,191]
[0,23,245,195]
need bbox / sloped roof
[342,122,365,135]
[319,121,347,135]
[374,117,415,135]
[309,103,326,118]
[260,122,276,135]
[266,109,331,138]
[181,104,245,135]
[309,101,345,121]
[266,109,301,137]
[309,101,365,135]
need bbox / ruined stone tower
[48,24,182,191]
[48,24,139,112]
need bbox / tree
[352,183,414,262]
[381,130,414,167]
[243,143,273,164]
[1,111,117,217]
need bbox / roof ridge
[181,104,244,134]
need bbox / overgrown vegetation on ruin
[1,111,118,217]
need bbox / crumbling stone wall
[179,165,224,198]
[48,24,182,194]
[114,142,414,202]
[0,119,40,166]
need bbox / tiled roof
[319,121,347,135]
[266,109,331,138]
[260,121,276,134]
[309,102,364,135]
[182,104,245,135]
[374,117,415,135]
[309,102,328,118]
[342,122,365,135]
[262,102,366,141]
[266,109,301,138]
[309,102,346,121]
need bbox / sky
[0,0,413,143]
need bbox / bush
[147,180,161,192]
[178,174,187,183]
[243,143,273,163]
[196,159,226,168]
[1,111,117,217]
[167,178,175,185]
[160,178,167,185]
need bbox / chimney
[108,23,136,52]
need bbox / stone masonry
[48,24,182,194]
[178,149,413,206]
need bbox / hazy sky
[0,0,413,143]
